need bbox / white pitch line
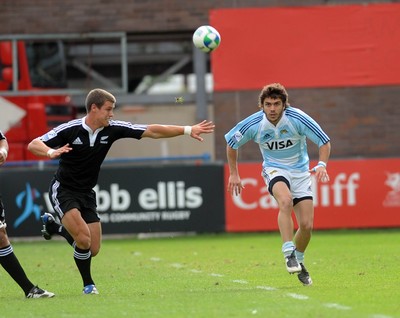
[232,279,249,284]
[141,252,392,318]
[287,293,309,300]
[256,285,277,291]
[324,303,352,310]
[210,273,224,277]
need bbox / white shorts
[261,167,313,201]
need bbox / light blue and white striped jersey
[225,106,330,172]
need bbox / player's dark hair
[85,88,116,113]
[258,83,289,108]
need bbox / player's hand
[48,143,73,159]
[228,175,244,196]
[190,120,215,142]
[309,163,330,182]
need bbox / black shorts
[49,178,100,224]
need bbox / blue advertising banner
[0,164,225,237]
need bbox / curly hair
[258,83,289,108]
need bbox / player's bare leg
[273,182,301,273]
[293,199,314,253]
[62,209,98,294]
[293,200,314,285]
[87,222,102,257]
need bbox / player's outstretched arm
[190,120,215,141]
[142,120,214,142]
[27,138,72,159]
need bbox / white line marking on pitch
[210,273,224,277]
[256,286,277,291]
[324,303,352,310]
[232,279,249,284]
[286,293,309,300]
[143,252,393,318]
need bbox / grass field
[2,229,400,318]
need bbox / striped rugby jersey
[225,107,330,173]
[40,117,147,191]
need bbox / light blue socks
[295,250,304,264]
[282,241,295,257]
[282,241,305,264]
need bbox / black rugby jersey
[40,117,147,191]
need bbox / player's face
[261,97,285,125]
[96,101,115,127]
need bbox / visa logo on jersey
[263,139,294,150]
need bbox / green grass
[2,230,400,318]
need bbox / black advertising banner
[0,169,54,238]
[0,164,225,237]
[97,164,225,234]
